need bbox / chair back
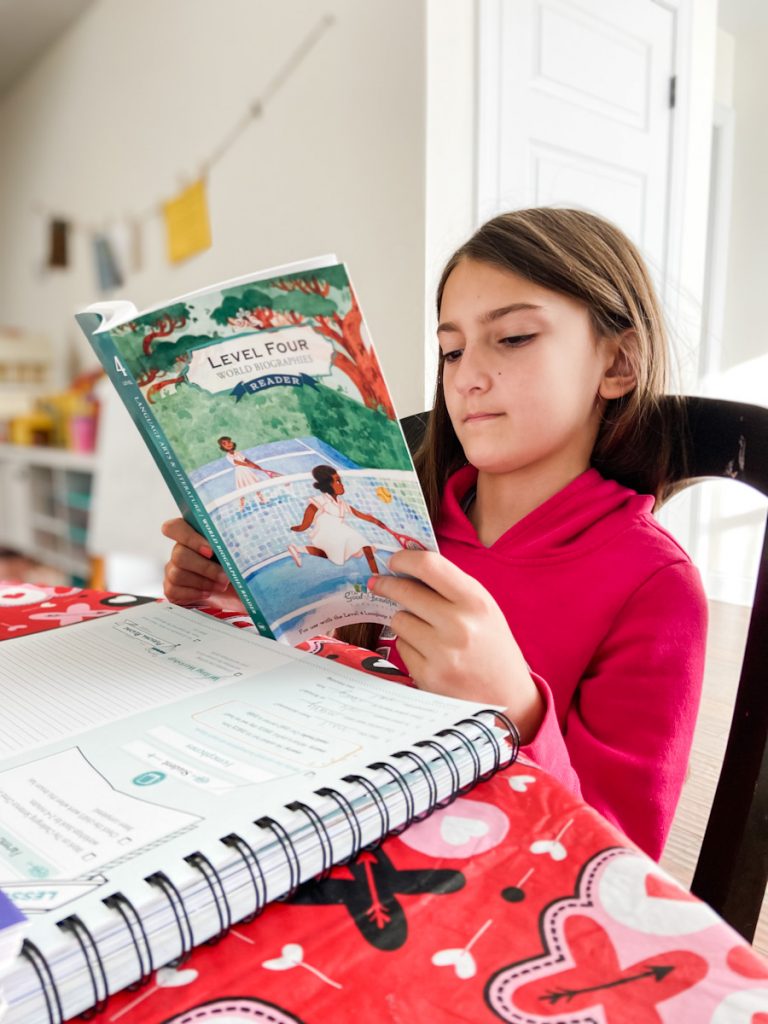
[400,396,768,942]
[664,396,768,943]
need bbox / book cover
[77,259,436,644]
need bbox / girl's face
[219,438,235,452]
[330,473,345,495]
[438,259,619,480]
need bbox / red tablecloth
[3,583,768,1023]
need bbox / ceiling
[0,0,94,96]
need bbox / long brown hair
[416,207,681,522]
[340,207,682,652]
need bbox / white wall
[691,21,768,607]
[0,0,427,585]
[424,0,477,406]
[0,0,427,415]
[719,27,768,372]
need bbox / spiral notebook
[0,603,518,1023]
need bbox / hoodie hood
[437,465,656,562]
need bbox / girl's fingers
[386,549,478,604]
[166,563,228,594]
[168,548,229,589]
[393,635,427,684]
[165,582,214,605]
[369,572,448,625]
[389,609,434,654]
[161,517,212,558]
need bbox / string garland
[33,14,335,282]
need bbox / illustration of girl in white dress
[218,436,281,509]
[287,465,394,574]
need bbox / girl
[218,436,281,509]
[162,208,707,861]
[287,464,390,574]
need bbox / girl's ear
[599,332,637,400]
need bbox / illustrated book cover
[76,258,435,644]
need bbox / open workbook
[0,602,518,1022]
[76,257,435,644]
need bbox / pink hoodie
[389,466,707,860]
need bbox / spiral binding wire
[393,747,438,819]
[342,773,390,847]
[20,939,64,1024]
[18,712,519,1021]
[146,871,195,966]
[436,726,482,793]
[415,738,461,803]
[221,832,268,922]
[255,816,302,898]
[286,800,335,877]
[315,786,363,863]
[103,892,154,989]
[477,708,520,760]
[57,915,109,1017]
[186,851,232,944]
[368,759,415,834]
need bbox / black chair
[400,396,768,942]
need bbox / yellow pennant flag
[163,179,212,264]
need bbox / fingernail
[214,577,230,592]
[199,544,213,558]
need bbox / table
[2,582,768,1023]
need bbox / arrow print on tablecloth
[540,964,675,1004]
[501,867,535,903]
[359,851,390,927]
[291,846,465,951]
[432,918,493,979]
[262,943,342,990]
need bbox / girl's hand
[368,550,545,743]
[161,518,243,610]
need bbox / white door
[477,0,676,297]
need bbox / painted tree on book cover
[210,267,396,420]
[112,303,204,402]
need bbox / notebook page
[0,604,303,757]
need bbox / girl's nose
[452,344,491,395]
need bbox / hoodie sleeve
[522,559,708,860]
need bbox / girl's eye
[442,349,463,363]
[501,334,536,347]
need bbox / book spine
[10,711,518,1023]
[75,312,274,639]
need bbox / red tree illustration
[118,306,190,402]
[272,277,396,420]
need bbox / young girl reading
[162,208,707,861]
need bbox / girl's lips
[464,412,503,423]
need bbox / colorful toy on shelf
[8,410,54,446]
[0,326,53,440]
[9,368,102,451]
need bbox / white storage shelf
[0,444,97,582]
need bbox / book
[0,602,518,1022]
[76,258,436,644]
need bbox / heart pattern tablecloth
[3,585,768,1022]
